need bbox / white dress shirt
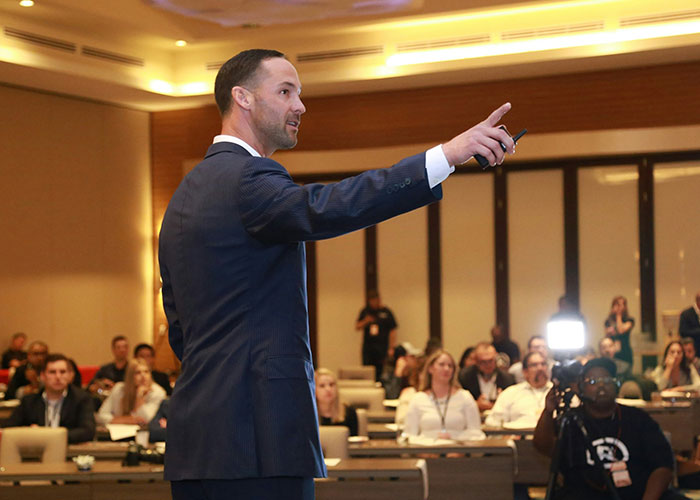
[97,382,166,425]
[484,380,553,428]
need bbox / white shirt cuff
[425,145,455,189]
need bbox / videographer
[533,357,687,500]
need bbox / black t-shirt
[357,306,397,356]
[558,404,674,500]
[319,405,358,436]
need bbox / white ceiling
[1,0,699,110]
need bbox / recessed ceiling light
[19,0,34,7]
[175,40,187,47]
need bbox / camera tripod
[544,389,621,500]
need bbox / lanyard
[45,398,63,428]
[431,391,452,432]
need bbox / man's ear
[232,86,252,110]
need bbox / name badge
[610,461,632,488]
[370,324,379,336]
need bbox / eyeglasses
[582,376,618,386]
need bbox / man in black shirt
[88,335,129,396]
[1,332,27,369]
[4,353,95,443]
[679,291,700,354]
[356,290,397,381]
[534,357,687,500]
[491,324,520,365]
[4,340,48,400]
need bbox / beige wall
[316,231,364,373]
[0,85,152,366]
[508,169,565,348]
[441,175,495,361]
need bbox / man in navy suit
[159,48,515,500]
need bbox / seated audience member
[382,342,421,399]
[5,340,49,400]
[458,346,476,370]
[395,355,424,427]
[67,357,82,388]
[97,358,166,425]
[315,368,358,436]
[15,362,42,399]
[88,335,129,396]
[534,357,688,500]
[649,340,700,391]
[459,342,515,411]
[423,337,443,359]
[604,295,635,366]
[133,343,172,396]
[681,337,700,373]
[509,335,553,383]
[1,332,27,369]
[485,351,552,428]
[679,291,700,354]
[599,337,632,380]
[403,350,484,442]
[491,324,520,365]
[148,398,169,443]
[4,353,95,443]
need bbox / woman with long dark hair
[650,340,700,391]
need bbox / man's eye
[280,89,288,95]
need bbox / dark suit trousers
[171,477,314,500]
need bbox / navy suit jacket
[159,141,441,480]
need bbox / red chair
[0,369,9,386]
[78,365,100,388]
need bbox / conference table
[350,437,516,498]
[2,453,427,500]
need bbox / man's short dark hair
[681,337,695,347]
[43,353,69,370]
[214,49,286,116]
[11,332,27,341]
[134,343,155,357]
[522,351,544,369]
[28,340,48,352]
[111,335,127,347]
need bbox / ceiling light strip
[387,20,700,66]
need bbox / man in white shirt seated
[509,335,554,383]
[485,351,552,428]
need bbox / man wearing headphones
[533,357,687,500]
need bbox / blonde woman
[97,358,166,425]
[403,350,484,443]
[314,368,357,436]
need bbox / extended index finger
[485,102,512,127]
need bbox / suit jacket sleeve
[160,257,184,361]
[239,152,441,243]
[4,395,35,427]
[66,389,96,443]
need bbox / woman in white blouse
[97,358,166,425]
[403,349,485,442]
